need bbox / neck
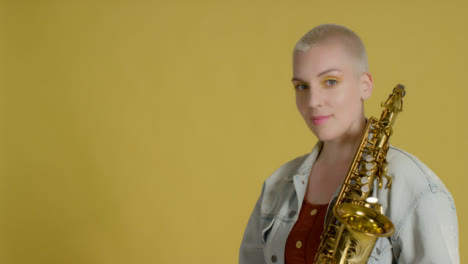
[318,117,367,165]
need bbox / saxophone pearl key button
[296,240,302,248]
[310,209,317,216]
[362,185,370,193]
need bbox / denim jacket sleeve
[395,190,459,263]
[382,147,460,264]
[239,183,268,264]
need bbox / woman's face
[292,41,372,143]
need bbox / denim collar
[286,141,323,182]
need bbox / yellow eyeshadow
[323,76,340,81]
[294,82,308,89]
[321,76,340,86]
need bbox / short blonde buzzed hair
[293,24,369,75]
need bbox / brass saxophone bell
[332,203,395,264]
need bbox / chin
[316,135,337,142]
[310,128,337,142]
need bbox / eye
[324,78,339,87]
[294,83,309,91]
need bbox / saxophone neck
[380,84,406,128]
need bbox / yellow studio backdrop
[2,1,468,263]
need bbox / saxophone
[313,84,406,264]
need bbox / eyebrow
[291,68,343,82]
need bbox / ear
[359,72,373,100]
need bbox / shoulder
[263,142,322,186]
[261,153,309,203]
[387,145,450,195]
[384,147,458,261]
[384,145,456,232]
[264,152,309,184]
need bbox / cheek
[334,91,361,116]
[329,91,347,108]
[344,94,363,116]
[295,94,307,114]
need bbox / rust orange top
[284,200,329,264]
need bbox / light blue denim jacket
[239,142,459,264]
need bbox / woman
[239,24,459,264]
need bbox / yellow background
[2,1,467,263]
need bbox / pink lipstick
[311,115,330,125]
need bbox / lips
[311,115,331,125]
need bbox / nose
[308,86,324,108]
